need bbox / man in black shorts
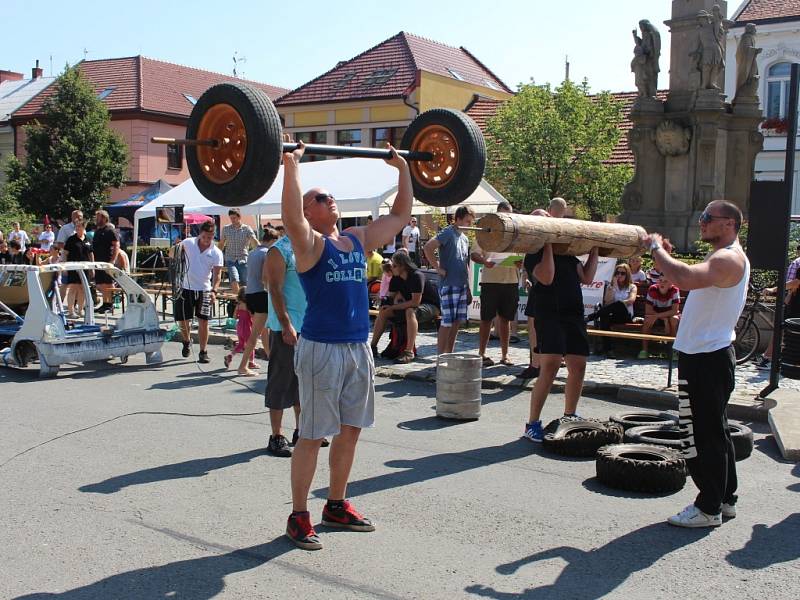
[369,250,440,364]
[91,210,119,313]
[175,221,223,363]
[523,215,598,443]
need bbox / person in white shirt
[629,256,647,284]
[402,217,421,265]
[38,224,55,251]
[7,223,31,253]
[175,221,224,363]
[55,210,84,251]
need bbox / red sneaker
[286,511,322,550]
[321,500,375,532]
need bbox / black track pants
[677,345,737,515]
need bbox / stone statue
[734,23,762,101]
[632,20,661,97]
[691,10,725,90]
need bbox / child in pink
[224,288,257,372]
[379,261,393,302]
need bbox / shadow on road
[147,369,229,390]
[314,438,540,499]
[396,416,468,431]
[465,523,710,600]
[725,513,800,570]
[581,476,682,499]
[79,448,265,494]
[13,535,293,600]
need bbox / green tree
[3,65,128,220]
[485,79,632,220]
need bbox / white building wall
[726,21,800,215]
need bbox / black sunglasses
[615,271,626,276]
[314,193,334,203]
[699,211,731,224]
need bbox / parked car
[0,262,164,377]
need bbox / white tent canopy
[132,157,507,268]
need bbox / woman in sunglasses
[584,262,638,357]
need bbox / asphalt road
[1,343,798,600]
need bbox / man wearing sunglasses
[281,139,412,550]
[645,200,749,529]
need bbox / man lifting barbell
[281,137,413,551]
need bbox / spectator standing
[402,217,421,265]
[109,238,130,273]
[236,228,278,377]
[264,232,311,457]
[7,223,30,253]
[754,244,800,369]
[55,210,84,251]
[584,262,638,357]
[92,210,119,313]
[281,140,411,551]
[224,287,256,372]
[370,250,440,363]
[424,206,475,354]
[646,200,749,528]
[219,208,258,295]
[175,221,224,363]
[38,224,55,252]
[63,220,94,317]
[523,210,599,442]
[472,201,519,367]
[5,240,25,264]
[639,275,681,358]
[366,248,384,281]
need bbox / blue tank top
[298,231,369,343]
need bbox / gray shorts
[265,331,299,410]
[293,337,375,440]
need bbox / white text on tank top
[673,245,750,355]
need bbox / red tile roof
[12,56,289,120]
[733,0,800,24]
[276,32,511,106]
[464,90,671,167]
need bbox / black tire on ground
[543,420,624,457]
[400,109,486,207]
[624,424,684,450]
[186,82,283,207]
[728,422,754,461]
[609,410,678,431]
[596,443,686,493]
[733,315,760,365]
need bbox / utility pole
[565,55,570,82]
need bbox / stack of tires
[625,421,753,461]
[780,318,800,380]
[541,418,623,457]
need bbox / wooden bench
[586,327,677,386]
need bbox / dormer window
[97,87,114,100]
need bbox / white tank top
[673,244,750,355]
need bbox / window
[372,126,407,148]
[446,68,464,81]
[337,129,361,147]
[295,131,328,162]
[167,144,183,170]
[97,87,114,100]
[333,72,356,89]
[362,68,397,87]
[766,62,793,119]
[183,93,198,105]
[483,79,500,91]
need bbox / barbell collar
[282,143,434,162]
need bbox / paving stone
[767,389,800,461]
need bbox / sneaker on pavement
[321,500,375,531]
[518,365,540,379]
[286,511,322,550]
[637,350,650,359]
[755,357,771,371]
[395,350,414,364]
[291,429,330,447]
[267,435,292,457]
[197,350,210,364]
[181,341,191,358]
[721,503,736,519]
[667,504,722,528]
[524,420,544,443]
[561,413,584,422]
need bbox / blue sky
[4,0,677,93]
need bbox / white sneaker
[667,504,722,528]
[721,503,736,519]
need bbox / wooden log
[475,213,648,258]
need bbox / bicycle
[733,285,775,365]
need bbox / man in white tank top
[644,200,749,528]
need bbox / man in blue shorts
[424,206,475,354]
[281,138,412,550]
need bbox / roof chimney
[32,60,43,80]
[0,70,24,84]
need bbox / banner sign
[467,255,617,322]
